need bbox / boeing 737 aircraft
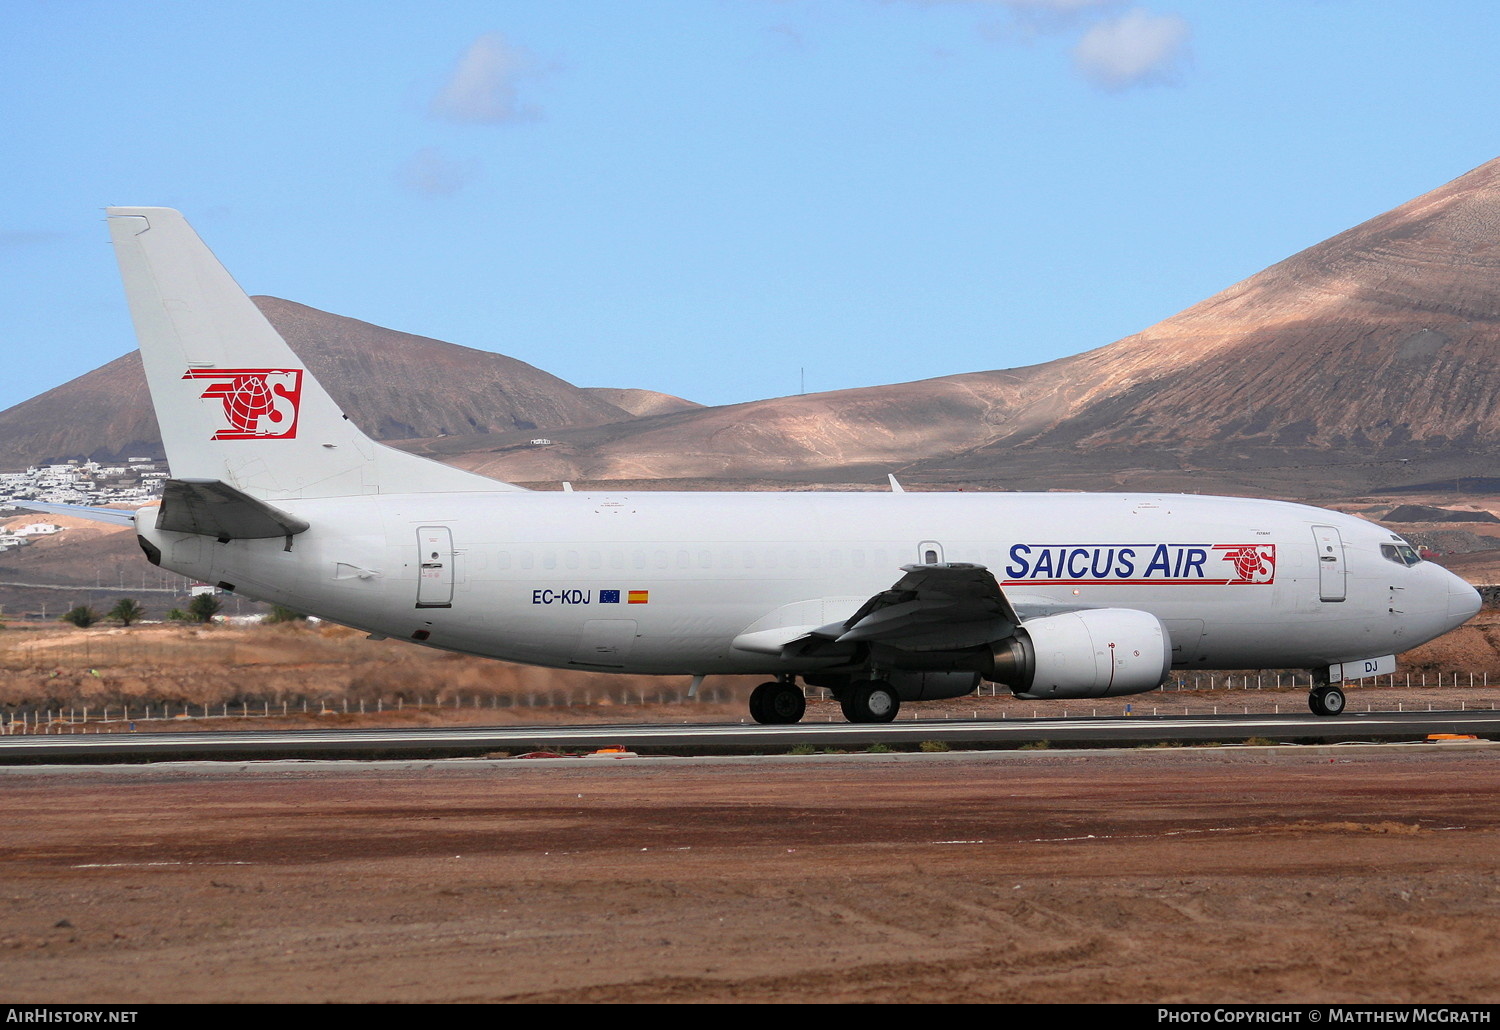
[27,208,1482,724]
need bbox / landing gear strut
[749,680,806,725]
[1308,683,1346,717]
[840,679,900,724]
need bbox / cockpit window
[1381,543,1423,567]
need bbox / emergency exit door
[416,526,454,608]
[1312,525,1346,602]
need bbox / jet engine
[982,609,1171,700]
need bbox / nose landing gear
[1308,683,1346,717]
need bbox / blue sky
[4,1,1498,415]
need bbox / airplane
[23,207,1482,724]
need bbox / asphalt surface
[3,708,1497,761]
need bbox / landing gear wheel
[1308,684,1346,717]
[840,680,900,724]
[749,681,806,725]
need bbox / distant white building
[12,523,62,536]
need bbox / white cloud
[989,0,1121,38]
[0,230,68,249]
[1071,8,1190,90]
[399,148,479,196]
[431,33,546,124]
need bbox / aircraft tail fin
[106,207,521,500]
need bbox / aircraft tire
[840,680,900,724]
[1308,685,1346,717]
[750,681,806,725]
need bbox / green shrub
[61,605,97,628]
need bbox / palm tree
[108,598,145,626]
[61,605,97,628]
[188,593,223,623]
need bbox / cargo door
[1313,525,1346,602]
[416,526,454,608]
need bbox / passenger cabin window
[1381,543,1423,567]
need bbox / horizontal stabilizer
[156,478,310,540]
[10,502,138,527]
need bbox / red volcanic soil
[2,747,1498,1004]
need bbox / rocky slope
[7,158,1500,494]
[0,298,630,469]
[425,157,1500,489]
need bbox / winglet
[888,474,905,494]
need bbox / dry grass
[0,621,754,711]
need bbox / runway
[2,708,1497,762]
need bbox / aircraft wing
[833,562,1020,651]
[9,501,138,527]
[769,563,1024,664]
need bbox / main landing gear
[1308,683,1346,717]
[748,677,903,725]
[749,680,806,725]
[839,679,900,724]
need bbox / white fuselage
[136,490,1479,678]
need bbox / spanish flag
[627,590,650,604]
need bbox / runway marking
[1025,827,1237,843]
[72,861,252,868]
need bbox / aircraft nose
[1447,573,1482,625]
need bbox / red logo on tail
[183,368,303,440]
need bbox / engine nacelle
[983,609,1171,700]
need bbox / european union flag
[600,589,621,604]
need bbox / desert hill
[412,157,1500,492]
[582,387,702,418]
[6,159,1500,497]
[0,297,633,470]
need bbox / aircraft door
[1312,525,1346,602]
[416,526,454,608]
[918,540,945,565]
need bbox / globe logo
[182,368,303,439]
[223,375,278,431]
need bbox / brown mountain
[420,156,1500,493]
[582,387,703,418]
[0,297,630,469]
[8,158,1500,496]
[950,156,1500,460]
